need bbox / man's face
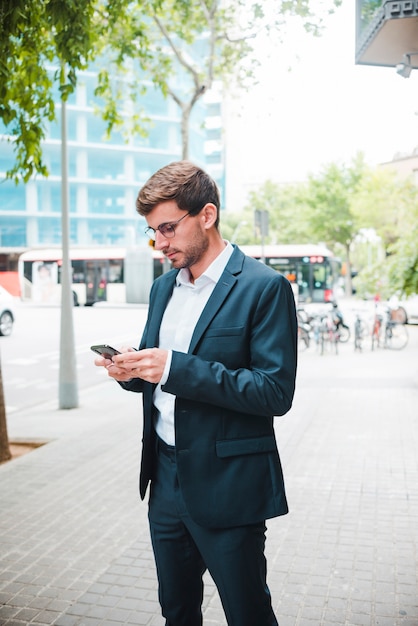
[147,201,209,270]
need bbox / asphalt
[1,317,417,626]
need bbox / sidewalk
[1,327,418,626]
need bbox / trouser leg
[149,516,205,626]
[148,439,278,626]
[149,444,205,626]
[184,519,278,626]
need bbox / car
[388,294,418,325]
[0,286,16,336]
[399,295,418,325]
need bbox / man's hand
[93,346,135,382]
[94,347,168,384]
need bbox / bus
[17,243,340,305]
[18,246,167,306]
[240,244,340,304]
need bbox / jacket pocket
[204,326,243,338]
[216,435,277,458]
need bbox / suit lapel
[188,247,244,353]
[148,247,245,353]
[147,271,177,347]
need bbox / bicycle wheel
[385,323,408,350]
[320,330,326,355]
[338,324,350,343]
[354,325,362,351]
[298,327,310,351]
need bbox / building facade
[379,150,418,181]
[0,68,224,252]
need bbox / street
[1,303,149,414]
[2,299,417,418]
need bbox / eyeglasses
[144,212,191,240]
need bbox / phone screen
[90,344,121,359]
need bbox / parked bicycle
[331,302,351,343]
[354,311,368,352]
[310,311,340,355]
[297,308,311,352]
[371,305,408,350]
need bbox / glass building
[0,68,225,250]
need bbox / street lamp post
[254,209,269,263]
[59,84,79,409]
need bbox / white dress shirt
[154,241,234,445]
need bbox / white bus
[240,244,341,304]
[18,243,340,305]
[18,246,166,306]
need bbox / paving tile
[1,329,418,625]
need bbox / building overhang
[356,1,418,69]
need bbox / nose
[153,229,169,249]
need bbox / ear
[200,203,218,230]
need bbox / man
[94,161,297,626]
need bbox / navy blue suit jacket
[122,245,297,529]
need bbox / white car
[0,286,15,336]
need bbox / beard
[164,228,209,269]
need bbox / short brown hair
[136,161,220,227]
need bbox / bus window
[312,264,333,302]
[33,262,59,304]
[85,260,107,304]
[72,260,85,283]
[297,264,310,301]
[109,259,123,283]
[313,265,326,289]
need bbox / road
[1,302,149,414]
[1,299,417,417]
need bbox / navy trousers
[148,437,279,626]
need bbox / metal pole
[260,211,268,264]
[59,84,79,409]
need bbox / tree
[76,0,343,160]
[0,354,11,464]
[301,154,368,296]
[1,0,342,178]
[220,211,254,244]
[352,168,417,252]
[387,232,418,296]
[0,0,105,182]
[350,167,418,298]
[245,180,311,245]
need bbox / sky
[225,0,418,211]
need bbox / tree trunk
[181,105,190,160]
[0,354,11,463]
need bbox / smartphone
[90,344,121,359]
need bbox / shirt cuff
[160,350,173,385]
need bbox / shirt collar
[176,241,234,288]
